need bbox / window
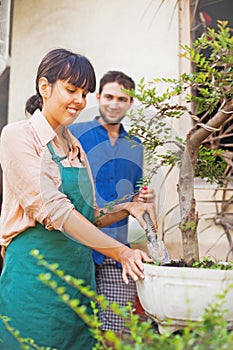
[191,0,233,151]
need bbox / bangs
[59,54,96,92]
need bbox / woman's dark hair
[25,48,96,115]
[99,71,135,101]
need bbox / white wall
[9,0,186,121]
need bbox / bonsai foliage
[128,21,233,265]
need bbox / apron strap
[47,142,67,168]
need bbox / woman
[0,49,156,349]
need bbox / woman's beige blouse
[0,109,95,253]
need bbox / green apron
[0,143,96,350]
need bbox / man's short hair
[99,71,135,99]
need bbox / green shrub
[2,250,233,349]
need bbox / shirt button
[110,177,113,180]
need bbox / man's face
[97,82,133,124]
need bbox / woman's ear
[38,77,51,99]
[96,92,100,104]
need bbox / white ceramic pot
[136,263,233,333]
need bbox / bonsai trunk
[178,103,233,266]
[178,142,199,266]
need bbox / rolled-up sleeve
[0,115,75,247]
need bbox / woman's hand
[64,205,155,284]
[119,245,153,284]
[126,201,158,231]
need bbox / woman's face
[40,78,88,130]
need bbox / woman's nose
[74,93,83,104]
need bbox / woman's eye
[67,89,75,93]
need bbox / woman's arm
[63,201,154,284]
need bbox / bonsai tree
[128,21,233,266]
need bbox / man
[69,71,155,334]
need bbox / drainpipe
[178,0,192,94]
[0,0,11,76]
[177,0,193,136]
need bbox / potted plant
[128,21,233,332]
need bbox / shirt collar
[94,116,128,137]
[29,109,56,146]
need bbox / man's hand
[135,186,155,203]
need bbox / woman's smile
[67,106,80,117]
